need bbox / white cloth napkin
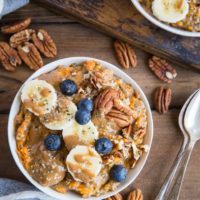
[0,178,56,200]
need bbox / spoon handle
[155,140,195,200]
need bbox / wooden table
[0,3,200,200]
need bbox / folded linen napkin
[0,178,55,200]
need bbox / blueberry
[75,110,91,125]
[44,134,61,151]
[60,79,77,96]
[95,138,113,155]
[77,98,93,112]
[110,165,127,182]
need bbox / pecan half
[154,86,172,114]
[114,99,134,116]
[106,108,133,128]
[10,29,35,48]
[127,189,143,200]
[17,42,43,70]
[105,193,123,200]
[114,40,137,69]
[32,29,57,58]
[94,87,119,115]
[122,124,132,138]
[90,73,102,89]
[148,56,177,83]
[1,17,31,34]
[0,42,21,71]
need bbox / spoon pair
[155,89,200,200]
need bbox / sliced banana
[152,0,189,23]
[62,119,99,150]
[66,145,102,183]
[40,94,77,130]
[21,79,57,116]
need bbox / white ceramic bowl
[131,0,200,37]
[8,57,153,200]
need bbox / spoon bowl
[184,90,200,141]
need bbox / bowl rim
[131,0,200,37]
[8,57,153,200]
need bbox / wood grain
[33,0,200,72]
[0,3,200,200]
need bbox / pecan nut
[94,87,119,114]
[32,29,57,58]
[106,108,133,128]
[148,56,177,83]
[114,40,137,69]
[105,193,123,200]
[127,189,143,200]
[1,17,31,34]
[10,29,35,48]
[17,42,43,70]
[0,42,21,71]
[90,73,102,89]
[154,86,172,114]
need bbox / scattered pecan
[154,86,172,114]
[32,29,57,58]
[106,108,133,128]
[148,56,177,83]
[90,73,102,89]
[105,193,123,200]
[17,42,43,70]
[0,42,21,71]
[122,124,132,138]
[10,29,35,48]
[133,128,146,140]
[114,100,134,116]
[1,17,31,34]
[127,189,143,200]
[114,40,137,69]
[94,87,119,115]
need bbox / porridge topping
[62,120,99,151]
[39,94,77,130]
[15,61,148,197]
[21,80,57,116]
[66,145,102,183]
[152,0,189,23]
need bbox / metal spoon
[155,89,199,200]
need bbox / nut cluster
[105,188,143,200]
[0,17,57,71]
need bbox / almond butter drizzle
[40,88,50,97]
[23,99,44,115]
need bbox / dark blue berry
[75,110,91,125]
[77,98,93,112]
[110,165,127,182]
[44,134,61,151]
[60,79,77,96]
[95,138,113,155]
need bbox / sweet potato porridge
[15,60,148,197]
[139,0,200,32]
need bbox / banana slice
[62,119,99,150]
[40,94,77,130]
[66,145,102,183]
[152,0,189,23]
[21,79,57,116]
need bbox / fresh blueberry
[60,79,77,96]
[44,134,61,151]
[95,138,113,155]
[110,165,127,182]
[77,98,93,112]
[75,110,91,125]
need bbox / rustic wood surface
[33,0,200,72]
[0,3,200,200]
